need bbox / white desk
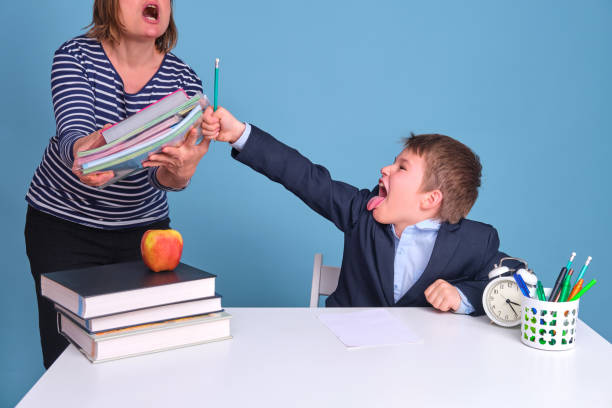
[17,308,611,407]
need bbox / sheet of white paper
[317,309,421,349]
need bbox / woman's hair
[85,0,177,53]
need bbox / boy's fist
[201,106,245,144]
[424,279,461,312]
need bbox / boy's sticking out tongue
[367,182,387,211]
[367,195,385,211]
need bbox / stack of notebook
[41,261,231,363]
[76,89,209,186]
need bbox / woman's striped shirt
[26,35,203,229]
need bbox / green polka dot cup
[520,290,579,351]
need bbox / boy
[195,106,512,315]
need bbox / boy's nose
[381,165,391,176]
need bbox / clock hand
[501,295,520,309]
[505,299,519,318]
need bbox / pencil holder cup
[520,291,579,351]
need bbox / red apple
[140,229,183,272]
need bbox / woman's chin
[144,28,165,39]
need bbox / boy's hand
[424,279,461,312]
[201,106,245,144]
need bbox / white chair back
[310,253,341,307]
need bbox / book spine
[79,296,84,317]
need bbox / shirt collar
[390,218,441,236]
[414,218,441,231]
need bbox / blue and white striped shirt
[26,35,203,229]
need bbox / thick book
[58,311,232,363]
[55,294,223,333]
[41,261,216,319]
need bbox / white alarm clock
[482,257,536,327]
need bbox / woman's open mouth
[143,4,159,22]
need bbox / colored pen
[536,280,546,301]
[574,256,592,283]
[558,270,574,302]
[548,267,567,301]
[568,279,597,301]
[566,251,576,270]
[514,273,530,297]
[213,58,219,111]
[554,269,573,302]
[568,278,584,301]
[548,252,574,301]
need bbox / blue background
[2,1,610,405]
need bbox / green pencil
[213,58,219,111]
[536,280,546,301]
[568,279,597,301]
[558,272,573,302]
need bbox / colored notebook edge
[78,91,202,157]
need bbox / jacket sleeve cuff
[230,123,251,151]
[453,287,475,315]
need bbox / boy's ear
[421,189,443,211]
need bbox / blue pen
[575,256,592,283]
[566,251,576,270]
[514,273,531,297]
[213,58,219,111]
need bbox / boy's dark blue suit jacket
[232,126,512,316]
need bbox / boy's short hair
[85,0,177,54]
[403,133,482,224]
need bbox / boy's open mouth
[367,179,388,211]
[143,4,159,22]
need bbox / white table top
[17,308,611,407]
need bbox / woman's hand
[142,119,211,189]
[72,125,115,187]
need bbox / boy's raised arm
[202,106,373,232]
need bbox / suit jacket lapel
[376,224,397,306]
[397,221,461,304]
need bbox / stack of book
[41,261,231,363]
[76,89,209,186]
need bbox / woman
[25,0,210,369]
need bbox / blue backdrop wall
[2,1,610,405]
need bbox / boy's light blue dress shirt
[391,220,474,314]
[233,124,474,314]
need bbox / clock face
[483,278,523,327]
